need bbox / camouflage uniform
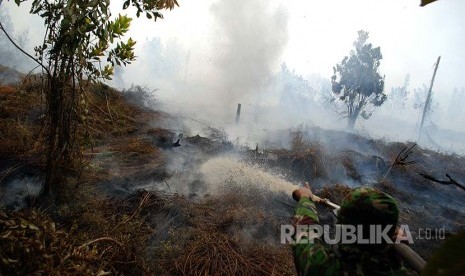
[292,187,417,276]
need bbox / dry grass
[82,82,155,143]
[318,183,352,205]
[0,72,163,184]
[147,128,176,147]
[0,74,157,167]
[271,145,327,181]
[269,130,328,180]
[0,79,44,158]
[0,206,152,275]
[83,136,165,184]
[150,192,295,276]
[290,130,305,151]
[7,189,295,276]
[341,155,362,181]
[111,137,159,156]
[172,230,293,276]
[0,119,37,156]
[374,178,398,195]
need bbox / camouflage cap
[337,187,399,229]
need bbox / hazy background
[2,0,465,153]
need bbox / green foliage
[123,0,179,19]
[23,1,135,80]
[12,0,178,81]
[331,30,386,129]
[7,0,179,198]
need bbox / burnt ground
[1,72,465,274]
[247,128,465,258]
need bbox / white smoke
[208,0,288,106]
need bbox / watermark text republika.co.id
[281,224,446,244]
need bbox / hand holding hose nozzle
[292,182,340,212]
[292,182,313,201]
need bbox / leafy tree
[330,30,386,130]
[279,63,316,107]
[390,74,410,109]
[2,0,179,199]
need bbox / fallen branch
[164,181,172,193]
[419,173,465,192]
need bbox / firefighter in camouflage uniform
[291,185,417,275]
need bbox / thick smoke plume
[112,0,289,129]
[209,0,288,106]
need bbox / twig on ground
[78,237,123,249]
[164,181,172,193]
[104,91,115,126]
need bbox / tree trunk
[347,115,357,130]
[44,133,57,196]
[43,77,62,198]
[347,106,362,131]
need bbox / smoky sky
[2,0,465,153]
[209,0,288,105]
[102,0,290,124]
